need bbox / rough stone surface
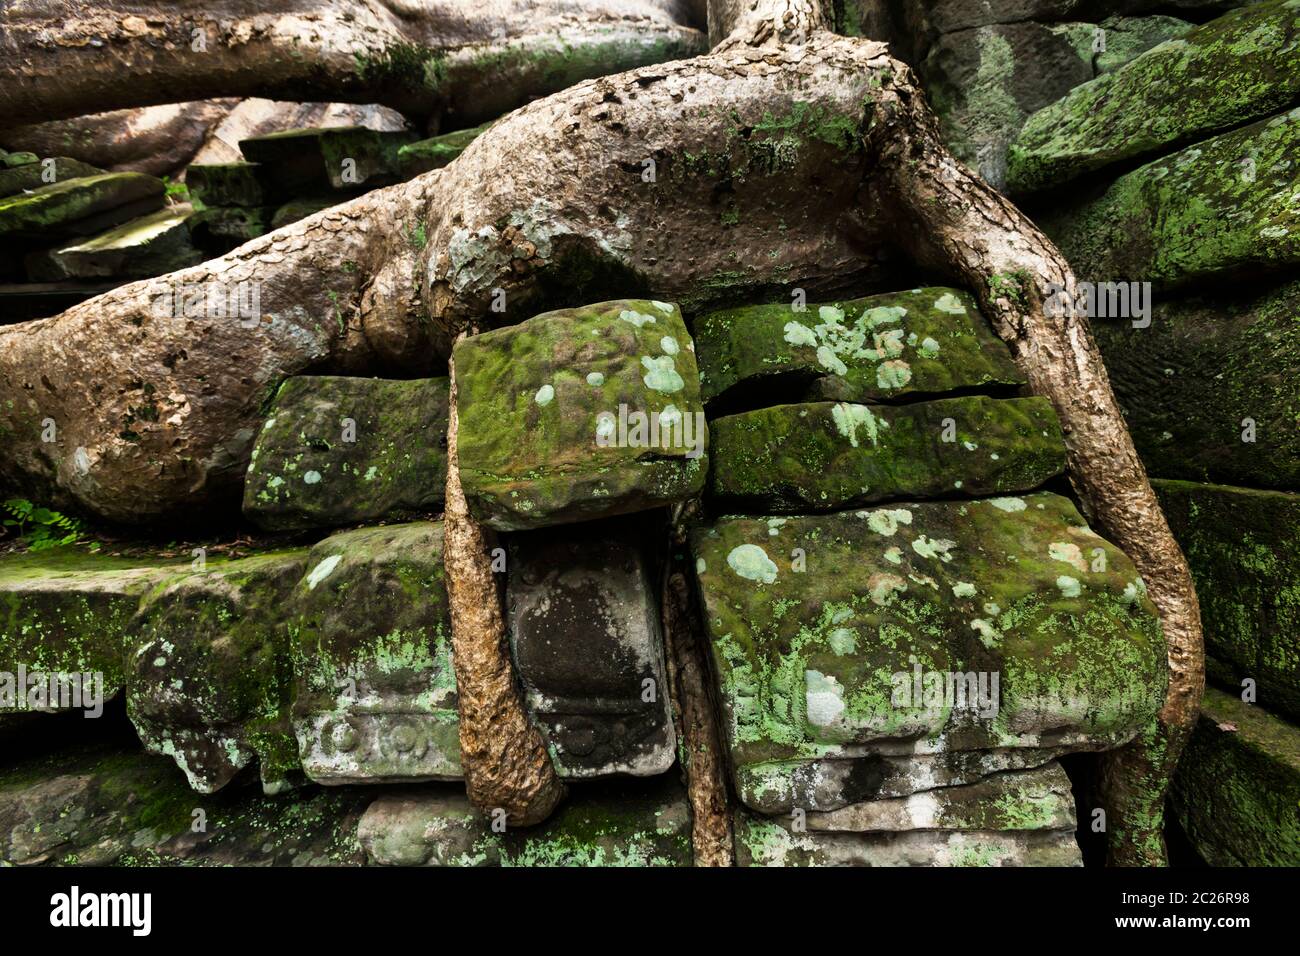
[397,123,491,176]
[127,550,308,795]
[243,375,450,532]
[238,126,413,194]
[1170,687,1300,866]
[693,287,1024,408]
[507,517,676,778]
[0,549,184,719]
[0,157,104,199]
[0,172,165,240]
[691,493,1166,814]
[708,396,1065,513]
[289,522,461,785]
[455,299,707,531]
[0,744,369,866]
[1044,108,1300,287]
[359,776,692,866]
[184,162,271,207]
[1155,480,1300,723]
[1008,0,1300,193]
[26,206,203,281]
[1093,278,1300,491]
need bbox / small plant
[2,498,95,552]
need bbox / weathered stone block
[0,745,369,866]
[693,287,1023,407]
[455,299,707,530]
[0,172,165,241]
[243,375,450,532]
[0,157,104,199]
[1094,279,1300,491]
[359,777,692,866]
[0,550,182,719]
[1008,0,1300,193]
[289,522,461,785]
[127,550,308,794]
[708,396,1065,513]
[1044,108,1300,287]
[184,162,271,208]
[1155,480,1300,722]
[507,518,676,778]
[26,207,203,281]
[1171,687,1300,866]
[397,122,491,176]
[691,494,1166,813]
[238,126,413,193]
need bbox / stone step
[0,157,104,199]
[454,299,707,531]
[690,493,1166,815]
[0,172,166,241]
[25,206,203,281]
[708,395,1065,513]
[1170,686,1300,866]
[693,287,1025,408]
[1155,480,1300,723]
[237,126,414,194]
[242,375,450,532]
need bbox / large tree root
[0,0,705,126]
[0,0,1201,852]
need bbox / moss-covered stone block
[0,157,104,199]
[0,744,370,866]
[187,205,272,253]
[691,493,1165,813]
[693,287,1024,407]
[396,122,491,176]
[1170,687,1300,866]
[289,522,461,785]
[0,172,165,241]
[127,550,309,794]
[26,207,203,281]
[708,395,1065,513]
[1008,0,1300,193]
[1155,480,1300,722]
[0,549,185,719]
[243,375,450,532]
[1044,108,1300,287]
[1094,278,1300,491]
[238,126,414,194]
[184,162,272,208]
[455,299,708,530]
[359,776,693,866]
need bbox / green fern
[2,497,93,552]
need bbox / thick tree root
[443,343,566,826]
[661,552,734,866]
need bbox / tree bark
[0,0,705,126]
[443,340,566,825]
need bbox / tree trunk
[0,0,705,126]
